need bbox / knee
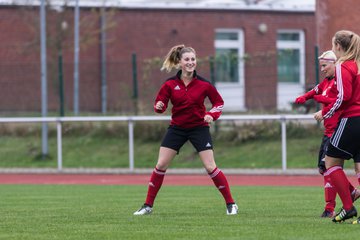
[324,156,339,170]
[354,163,360,174]
[155,163,168,171]
[325,161,332,170]
[325,162,338,170]
[203,162,217,173]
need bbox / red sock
[145,167,166,207]
[357,172,360,185]
[325,166,353,210]
[349,181,355,194]
[209,167,234,204]
[324,175,336,211]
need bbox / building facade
[316,0,360,53]
[0,1,316,114]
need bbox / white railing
[0,114,316,172]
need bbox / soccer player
[295,50,359,218]
[133,44,238,216]
[314,30,360,223]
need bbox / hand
[204,114,213,123]
[314,110,323,122]
[295,96,306,104]
[155,101,164,110]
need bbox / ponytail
[334,30,360,73]
[161,44,196,72]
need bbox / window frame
[276,29,305,85]
[214,29,245,87]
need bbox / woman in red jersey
[133,45,238,216]
[314,30,360,223]
[295,50,359,218]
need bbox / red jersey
[323,60,360,119]
[154,70,224,129]
[303,78,341,137]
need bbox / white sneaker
[133,205,153,215]
[226,203,238,215]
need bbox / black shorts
[160,125,213,153]
[326,116,360,163]
[318,135,330,172]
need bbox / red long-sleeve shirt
[300,77,340,137]
[307,78,341,137]
[323,60,360,120]
[154,70,224,129]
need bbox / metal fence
[0,114,316,172]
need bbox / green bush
[214,120,322,144]
[0,120,322,142]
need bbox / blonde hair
[318,50,336,62]
[333,30,360,72]
[161,44,196,72]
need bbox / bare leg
[156,147,178,171]
[325,156,344,169]
[198,149,217,173]
[354,162,360,180]
[144,147,177,207]
[199,150,235,205]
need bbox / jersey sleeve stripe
[209,105,223,113]
[324,64,343,119]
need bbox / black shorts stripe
[326,116,360,162]
[331,118,346,147]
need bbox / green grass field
[0,184,358,240]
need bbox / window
[215,48,239,83]
[213,29,245,111]
[214,29,244,85]
[277,30,305,84]
[276,30,306,110]
[277,32,300,41]
[215,32,239,40]
[277,49,300,83]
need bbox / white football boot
[226,203,238,215]
[133,205,153,215]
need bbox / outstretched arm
[294,89,317,104]
[313,95,336,104]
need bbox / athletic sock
[325,166,353,211]
[357,172,360,186]
[145,167,166,207]
[349,182,355,193]
[324,174,336,211]
[209,167,235,204]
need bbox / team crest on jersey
[174,85,181,90]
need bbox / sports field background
[0,173,359,239]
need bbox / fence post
[209,56,219,133]
[132,53,138,115]
[280,117,287,171]
[58,51,65,117]
[209,56,215,85]
[40,0,48,159]
[57,120,63,171]
[128,120,134,171]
